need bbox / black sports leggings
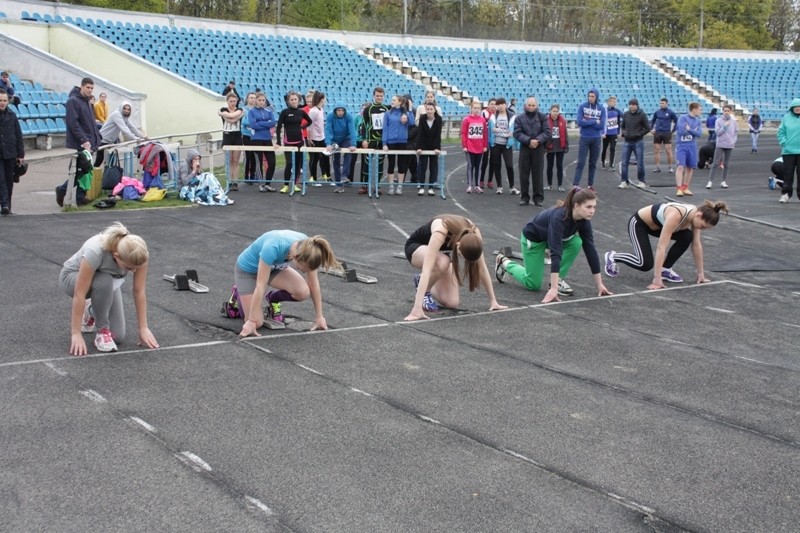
[614,214,692,271]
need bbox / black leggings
[243,136,257,180]
[602,135,618,166]
[283,144,304,183]
[782,153,800,198]
[252,139,275,182]
[546,152,565,187]
[489,144,514,188]
[417,154,439,186]
[614,214,693,271]
[309,139,330,179]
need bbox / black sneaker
[495,254,508,283]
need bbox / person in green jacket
[777,97,800,203]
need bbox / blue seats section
[377,44,712,121]
[1,68,68,134]
[63,18,464,118]
[664,56,795,120]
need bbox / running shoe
[279,185,289,194]
[466,186,473,193]
[706,181,713,189]
[427,189,435,196]
[495,254,508,283]
[551,279,574,296]
[94,328,117,352]
[618,181,629,189]
[259,184,275,193]
[496,187,503,194]
[780,193,789,203]
[395,185,402,195]
[721,181,728,189]
[676,187,684,197]
[418,188,425,196]
[510,187,520,195]
[661,268,684,283]
[267,300,285,323]
[81,300,95,333]
[633,180,648,189]
[604,251,619,277]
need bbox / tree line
[73,0,800,51]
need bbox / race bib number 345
[468,124,484,138]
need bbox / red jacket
[461,115,488,154]
[546,115,568,153]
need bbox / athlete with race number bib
[461,101,489,193]
[674,102,703,197]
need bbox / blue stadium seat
[45,118,58,134]
[20,119,31,136]
[16,104,30,119]
[35,119,48,134]
[55,117,66,132]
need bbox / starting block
[492,247,523,260]
[261,317,286,330]
[163,270,209,293]
[321,261,377,284]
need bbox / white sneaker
[721,181,728,189]
[395,185,402,195]
[510,187,520,195]
[496,187,503,194]
[668,167,674,173]
[618,181,629,189]
[418,188,425,196]
[81,300,95,333]
[633,180,648,189]
[706,181,713,189]
[387,185,395,195]
[466,186,473,193]
[780,193,789,203]
[94,328,118,352]
[427,189,435,196]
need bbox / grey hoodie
[179,148,202,186]
[99,101,143,144]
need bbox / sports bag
[101,150,123,190]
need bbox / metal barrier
[223,145,447,199]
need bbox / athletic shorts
[653,132,672,145]
[404,241,451,262]
[675,144,698,169]
[222,131,243,146]
[234,263,290,295]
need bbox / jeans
[620,140,645,183]
[330,140,352,183]
[573,136,601,186]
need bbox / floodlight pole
[403,0,408,34]
[699,0,704,48]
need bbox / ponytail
[101,222,149,266]
[698,200,729,226]
[557,187,597,219]
[293,236,340,271]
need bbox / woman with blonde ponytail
[236,230,339,337]
[60,222,158,356]
[603,199,728,289]
[404,214,506,321]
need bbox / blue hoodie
[248,106,276,141]
[325,103,357,145]
[381,106,415,145]
[576,88,606,139]
[675,113,703,145]
[604,105,621,136]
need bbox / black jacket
[65,86,100,150]
[513,110,551,147]
[621,108,651,143]
[415,114,442,150]
[0,107,24,160]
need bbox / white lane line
[0,280,768,369]
[80,389,107,403]
[386,220,409,239]
[43,361,67,376]
[0,339,230,368]
[129,416,156,433]
[704,306,734,314]
[417,414,441,425]
[350,387,373,397]
[177,451,212,472]
[244,495,274,517]
[296,363,323,376]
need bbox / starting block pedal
[262,318,286,330]
[163,271,209,293]
[321,260,377,284]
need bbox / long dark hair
[557,187,597,220]
[437,215,483,291]
[697,200,729,226]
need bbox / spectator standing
[777,98,800,203]
[100,101,146,144]
[479,98,496,187]
[360,87,390,194]
[573,88,605,191]
[706,105,737,189]
[601,95,621,171]
[618,98,650,189]
[513,96,551,206]
[415,102,442,196]
[651,98,678,173]
[706,108,718,142]
[241,92,257,183]
[462,101,488,193]
[0,89,24,215]
[748,108,763,153]
[307,91,330,185]
[222,80,240,105]
[249,92,278,193]
[325,102,358,192]
[94,92,109,125]
[674,102,703,197]
[275,91,312,194]
[218,92,244,191]
[488,97,515,194]
[545,103,568,192]
[415,90,442,123]
[382,95,415,195]
[65,77,100,152]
